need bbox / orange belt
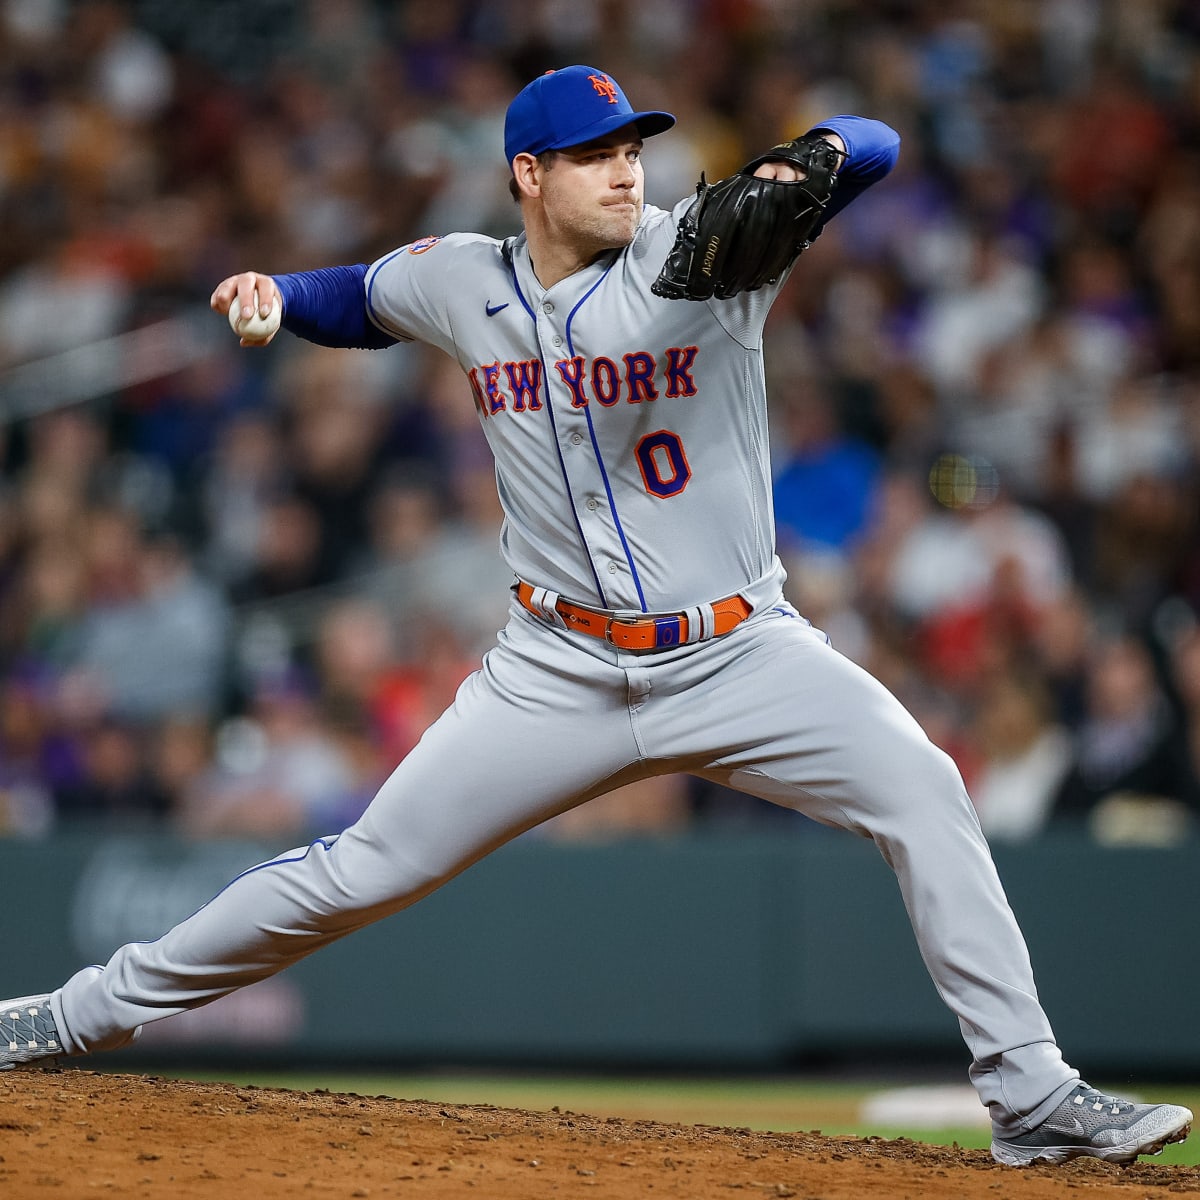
[516,580,752,652]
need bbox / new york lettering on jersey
[468,345,700,416]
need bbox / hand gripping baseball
[651,135,844,302]
[211,272,282,346]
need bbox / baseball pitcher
[2,64,1190,1168]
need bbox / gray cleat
[0,995,62,1070]
[992,1082,1193,1166]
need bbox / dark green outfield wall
[2,830,1196,1073]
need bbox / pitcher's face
[538,125,645,254]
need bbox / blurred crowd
[0,0,1199,845]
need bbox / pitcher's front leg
[665,616,1079,1133]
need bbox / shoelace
[1071,1086,1134,1117]
[2,1001,56,1051]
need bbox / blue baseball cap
[504,65,675,165]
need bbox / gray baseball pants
[52,591,1078,1135]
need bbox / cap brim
[546,108,676,153]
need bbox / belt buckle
[603,615,640,647]
[604,614,684,650]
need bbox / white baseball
[228,291,281,343]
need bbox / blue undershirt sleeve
[273,264,399,350]
[804,115,901,232]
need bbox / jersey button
[570,433,583,445]
[607,562,618,574]
[542,302,554,314]
[586,498,599,511]
[552,335,563,347]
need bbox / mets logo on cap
[503,64,675,164]
[588,73,618,103]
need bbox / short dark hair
[509,150,556,202]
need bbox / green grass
[160,1069,1200,1166]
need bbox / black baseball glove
[651,135,844,301]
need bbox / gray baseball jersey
[49,183,1082,1137]
[364,207,781,614]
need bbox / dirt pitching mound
[3,1070,1199,1198]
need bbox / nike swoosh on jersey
[485,302,509,316]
